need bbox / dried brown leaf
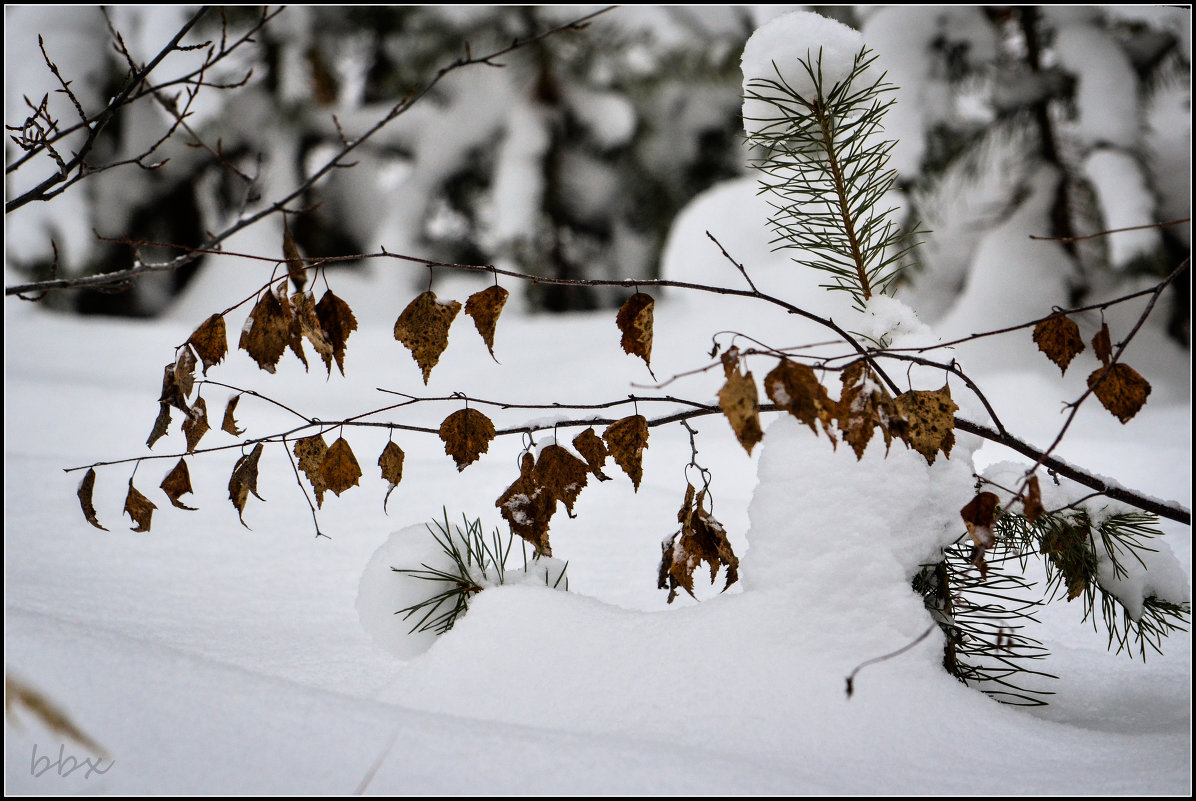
[315,290,357,376]
[322,436,362,497]
[496,452,556,556]
[603,415,649,491]
[77,467,108,531]
[894,385,958,465]
[439,408,496,471]
[764,358,836,444]
[160,458,197,511]
[147,402,173,449]
[186,314,228,375]
[124,479,157,532]
[1023,475,1045,525]
[1040,518,1091,601]
[182,396,210,454]
[572,427,611,480]
[1088,362,1151,423]
[378,441,405,513]
[534,444,589,517]
[239,289,290,373]
[659,485,739,603]
[228,443,265,528]
[394,291,461,384]
[616,292,655,376]
[158,363,189,415]
[1092,322,1112,367]
[464,285,509,361]
[222,395,245,436]
[283,226,307,293]
[174,347,198,402]
[1033,312,1085,375]
[276,287,309,370]
[294,434,328,508]
[961,491,1000,579]
[837,360,905,460]
[5,675,108,757]
[717,350,764,455]
[293,291,335,375]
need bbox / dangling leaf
[1040,517,1092,601]
[534,444,589,517]
[717,349,764,455]
[157,363,189,416]
[276,287,309,371]
[186,314,228,375]
[182,397,211,454]
[147,402,173,449]
[464,285,509,361]
[1033,312,1084,375]
[293,291,335,375]
[603,415,649,491]
[378,441,405,513]
[293,434,328,508]
[221,395,245,436]
[1088,363,1151,423]
[659,484,739,603]
[1022,475,1045,525]
[837,360,904,460]
[174,347,198,403]
[160,458,197,510]
[960,491,1000,579]
[124,479,157,532]
[496,452,556,556]
[894,385,957,465]
[315,290,358,376]
[228,443,265,528]
[572,427,611,481]
[439,408,496,471]
[764,358,836,445]
[616,292,655,376]
[322,436,362,497]
[394,291,462,384]
[283,225,307,293]
[239,289,291,374]
[77,467,108,531]
[1092,322,1113,367]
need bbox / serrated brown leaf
[616,292,655,376]
[718,349,764,455]
[464,285,509,361]
[378,441,405,513]
[603,415,649,491]
[77,467,108,531]
[182,397,210,454]
[1023,475,1045,525]
[160,458,197,510]
[394,291,461,384]
[228,443,265,528]
[315,290,357,376]
[157,363,189,415]
[894,384,957,465]
[147,402,173,449]
[124,479,157,532]
[276,287,309,370]
[534,444,589,517]
[961,491,999,579]
[1033,312,1085,375]
[1088,362,1151,423]
[293,291,335,375]
[294,434,328,508]
[439,408,496,471]
[764,359,836,445]
[496,452,556,556]
[222,395,245,436]
[186,314,228,375]
[174,347,197,402]
[837,360,905,460]
[1092,322,1112,367]
[572,427,611,480]
[659,484,739,603]
[283,226,307,293]
[239,289,291,373]
[322,436,362,497]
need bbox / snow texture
[1082,149,1162,270]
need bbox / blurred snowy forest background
[6,5,1190,337]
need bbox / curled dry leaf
[147,402,173,449]
[77,467,108,531]
[315,290,357,376]
[1033,312,1084,375]
[283,226,307,293]
[764,358,836,445]
[1088,362,1151,424]
[496,452,556,556]
[837,360,905,460]
[960,491,1000,579]
[294,434,328,508]
[222,395,245,436]
[603,415,649,491]
[293,291,335,375]
[534,444,589,518]
[174,347,198,403]
[616,292,655,376]
[439,408,496,471]
[464,285,509,361]
[158,363,189,416]
[160,458,198,511]
[239,289,291,374]
[572,427,611,480]
[182,397,210,454]
[659,484,739,603]
[717,349,764,455]
[322,436,362,497]
[394,291,462,384]
[1022,475,1045,525]
[1092,322,1112,367]
[378,441,405,513]
[186,314,228,375]
[894,385,957,465]
[275,288,309,370]
[124,479,157,532]
[228,443,265,528]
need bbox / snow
[1052,19,1140,150]
[1082,149,1162,270]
